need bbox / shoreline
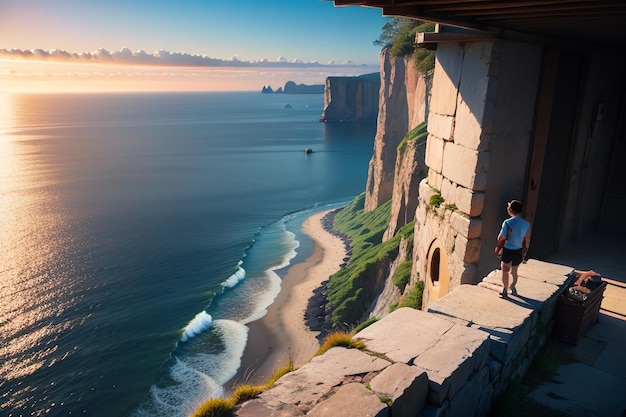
[227,209,347,388]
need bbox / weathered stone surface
[455,187,485,217]
[259,347,390,411]
[425,135,445,174]
[440,177,455,204]
[475,367,495,417]
[307,383,389,417]
[517,259,574,285]
[449,212,482,239]
[369,363,429,417]
[355,308,455,364]
[445,366,491,417]
[428,285,536,362]
[442,144,489,190]
[453,234,481,264]
[480,267,563,328]
[481,267,564,306]
[455,42,495,151]
[460,264,479,285]
[412,322,490,404]
[235,399,303,417]
[430,43,463,116]
[428,113,455,141]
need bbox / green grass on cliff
[397,121,428,154]
[392,260,413,291]
[327,194,415,327]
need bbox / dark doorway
[600,98,626,231]
[528,52,585,259]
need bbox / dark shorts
[501,248,523,266]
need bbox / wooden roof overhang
[332,1,626,47]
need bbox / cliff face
[383,128,428,242]
[262,81,324,94]
[319,74,380,122]
[364,48,430,214]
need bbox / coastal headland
[229,209,348,388]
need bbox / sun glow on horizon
[0,59,379,94]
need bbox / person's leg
[501,261,511,297]
[510,264,519,295]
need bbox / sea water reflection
[0,94,93,413]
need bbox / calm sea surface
[0,92,376,416]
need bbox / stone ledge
[233,259,573,417]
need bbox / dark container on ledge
[554,280,607,344]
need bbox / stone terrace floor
[525,233,626,417]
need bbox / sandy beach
[228,209,347,388]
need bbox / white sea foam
[180,311,213,342]
[223,262,246,288]
[241,223,299,325]
[131,319,249,417]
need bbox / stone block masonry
[233,259,573,417]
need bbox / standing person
[494,200,531,297]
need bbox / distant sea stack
[261,81,324,94]
[319,73,380,123]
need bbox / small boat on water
[304,148,313,154]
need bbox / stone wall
[234,260,573,417]
[413,40,542,307]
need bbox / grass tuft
[315,331,366,356]
[264,356,295,387]
[351,316,380,334]
[190,397,235,417]
[192,355,295,417]
[230,385,263,404]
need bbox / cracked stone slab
[481,269,562,312]
[369,363,429,417]
[412,323,490,404]
[517,259,574,286]
[354,308,456,363]
[307,383,389,417]
[235,399,304,417]
[259,347,390,411]
[428,285,536,362]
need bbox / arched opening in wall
[430,249,440,285]
[425,239,450,306]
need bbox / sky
[0,0,389,93]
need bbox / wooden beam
[524,48,560,251]
[416,29,497,43]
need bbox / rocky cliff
[319,73,380,122]
[261,81,324,94]
[383,123,428,242]
[365,48,431,214]
[322,49,433,327]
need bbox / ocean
[0,92,376,416]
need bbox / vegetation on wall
[430,190,444,208]
[374,18,435,73]
[327,194,415,327]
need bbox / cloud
[0,47,371,69]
